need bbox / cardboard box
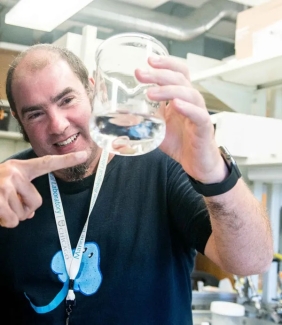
[235,0,282,60]
[0,106,10,131]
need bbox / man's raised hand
[0,151,87,228]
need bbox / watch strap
[188,162,241,197]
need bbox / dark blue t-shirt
[0,148,211,325]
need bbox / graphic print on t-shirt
[25,242,102,313]
[52,242,102,295]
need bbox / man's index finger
[23,151,88,181]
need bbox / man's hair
[5,43,93,141]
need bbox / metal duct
[73,0,241,41]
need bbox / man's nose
[48,111,69,134]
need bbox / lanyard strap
[48,149,109,302]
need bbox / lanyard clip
[66,297,76,323]
[66,297,76,308]
[66,279,76,315]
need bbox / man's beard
[61,162,89,181]
[59,143,98,181]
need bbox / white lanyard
[48,149,109,302]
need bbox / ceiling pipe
[72,0,242,41]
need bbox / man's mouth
[55,133,79,147]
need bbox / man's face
[12,58,98,178]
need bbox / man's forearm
[204,178,273,276]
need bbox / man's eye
[62,97,74,105]
[27,112,42,120]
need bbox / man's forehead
[15,51,59,78]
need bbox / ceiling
[0,0,270,59]
[0,0,251,57]
[0,0,270,113]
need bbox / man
[0,43,273,325]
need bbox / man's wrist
[188,146,242,197]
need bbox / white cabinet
[211,111,282,161]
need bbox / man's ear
[89,77,95,87]
[10,108,17,119]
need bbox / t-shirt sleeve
[166,158,212,255]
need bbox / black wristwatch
[188,146,241,197]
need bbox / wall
[0,49,19,99]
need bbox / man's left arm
[135,55,274,276]
[204,177,273,276]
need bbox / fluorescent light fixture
[5,0,93,32]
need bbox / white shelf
[0,130,23,140]
[247,163,282,183]
[0,99,9,107]
[229,0,271,5]
[237,155,282,167]
[190,50,282,88]
[0,42,29,52]
[248,156,282,166]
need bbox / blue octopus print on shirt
[25,242,102,314]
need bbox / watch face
[219,146,231,166]
[219,146,230,158]
[219,146,241,177]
